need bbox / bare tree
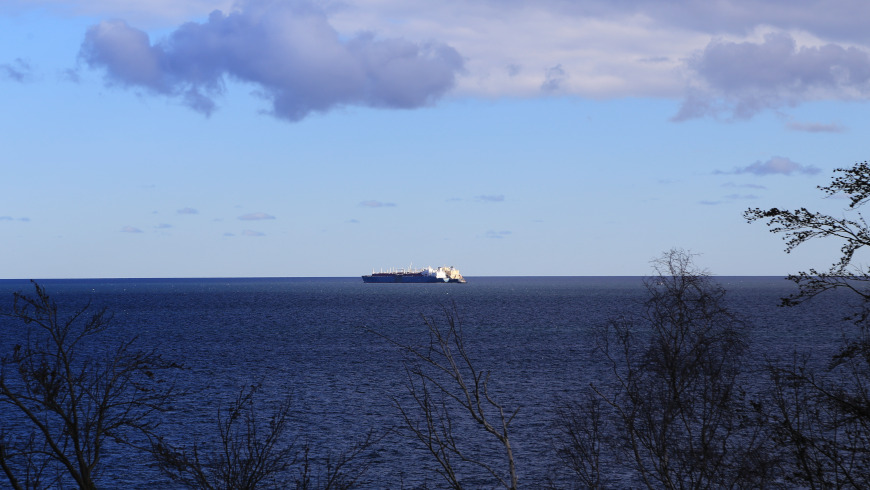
[372,305,519,489]
[294,432,377,490]
[558,250,774,489]
[152,385,296,489]
[549,390,606,489]
[762,353,870,488]
[152,384,377,490]
[0,281,180,489]
[747,161,870,488]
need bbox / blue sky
[2,0,870,278]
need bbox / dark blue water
[0,277,858,488]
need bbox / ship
[362,265,466,283]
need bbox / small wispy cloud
[359,200,396,208]
[156,223,172,229]
[242,229,265,236]
[0,216,27,222]
[238,212,276,220]
[177,207,198,214]
[476,195,505,202]
[121,226,143,233]
[724,193,759,200]
[485,230,512,239]
[1,58,34,83]
[699,200,721,206]
[786,121,846,133]
[346,219,360,224]
[715,156,820,176]
[722,182,767,190]
[60,68,80,83]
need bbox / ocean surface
[0,276,859,488]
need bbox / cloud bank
[79,0,464,121]
[32,0,869,121]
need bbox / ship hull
[362,274,451,283]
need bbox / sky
[2,0,870,278]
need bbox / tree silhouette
[0,281,180,489]
[151,384,376,490]
[555,250,775,488]
[372,305,519,489]
[747,161,870,488]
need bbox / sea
[0,276,859,488]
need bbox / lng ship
[362,265,466,283]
